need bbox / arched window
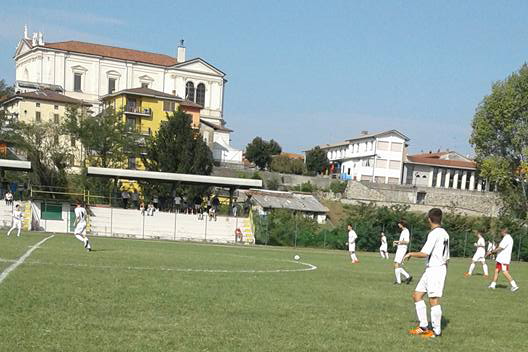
[196,83,205,106]
[185,81,195,101]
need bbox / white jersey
[75,207,87,224]
[13,210,23,222]
[348,230,357,245]
[496,234,514,265]
[474,237,486,257]
[398,229,410,250]
[421,227,450,268]
[380,235,387,250]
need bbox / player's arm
[487,246,504,256]
[404,251,428,260]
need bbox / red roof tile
[43,41,178,66]
[407,155,476,169]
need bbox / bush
[266,177,280,190]
[291,181,315,193]
[270,155,306,175]
[329,181,347,194]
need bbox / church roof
[43,41,179,66]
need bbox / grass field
[0,232,526,352]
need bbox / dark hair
[347,223,352,227]
[398,219,408,228]
[427,208,443,225]
[500,226,508,232]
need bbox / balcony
[124,105,152,117]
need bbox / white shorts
[11,220,21,229]
[74,222,86,236]
[380,245,387,251]
[415,265,447,298]
[472,252,486,263]
[394,247,407,264]
[348,243,356,252]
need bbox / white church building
[13,26,242,164]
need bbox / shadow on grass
[441,316,449,332]
[496,284,508,289]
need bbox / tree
[270,154,306,175]
[65,107,142,168]
[142,109,214,199]
[0,79,14,99]
[305,146,329,175]
[470,64,528,219]
[245,137,282,170]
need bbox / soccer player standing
[406,208,449,338]
[73,201,92,252]
[7,204,23,237]
[393,220,412,284]
[464,229,488,278]
[347,224,359,264]
[379,232,389,259]
[487,227,519,292]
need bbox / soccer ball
[294,255,300,261]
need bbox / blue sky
[1,0,528,155]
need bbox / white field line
[0,235,54,285]
[0,257,317,274]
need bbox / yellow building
[0,89,91,165]
[101,87,203,171]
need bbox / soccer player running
[73,201,92,252]
[393,220,412,284]
[7,204,23,237]
[464,229,488,278]
[406,208,449,338]
[347,224,359,264]
[487,227,519,292]
[379,232,389,259]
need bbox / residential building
[312,130,409,184]
[0,89,91,165]
[13,26,242,164]
[403,150,490,191]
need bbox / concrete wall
[341,181,501,216]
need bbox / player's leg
[481,259,489,277]
[409,290,429,334]
[501,268,518,291]
[488,264,500,288]
[465,261,476,277]
[429,297,442,337]
[7,223,15,236]
[15,221,21,237]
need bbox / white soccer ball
[294,255,300,261]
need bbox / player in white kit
[347,224,359,264]
[393,220,412,284]
[7,204,23,237]
[379,232,389,259]
[487,227,519,292]
[74,201,92,252]
[464,229,488,278]
[406,208,449,338]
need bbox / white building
[403,150,490,191]
[313,130,409,184]
[13,26,242,164]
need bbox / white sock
[489,281,496,288]
[483,264,488,276]
[400,268,410,279]
[395,268,401,284]
[468,263,475,275]
[352,254,358,262]
[379,251,384,258]
[415,300,428,328]
[386,253,389,259]
[511,280,518,288]
[431,305,442,335]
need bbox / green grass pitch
[0,232,526,351]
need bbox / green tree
[270,154,306,175]
[470,64,528,219]
[65,107,142,168]
[245,137,282,170]
[305,146,329,175]
[0,79,14,99]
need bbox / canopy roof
[0,159,31,171]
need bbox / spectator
[193,195,201,216]
[131,190,139,209]
[139,202,145,216]
[174,194,182,213]
[212,195,220,214]
[235,228,243,243]
[208,205,217,221]
[147,202,155,216]
[243,195,252,215]
[153,194,159,210]
[121,189,130,209]
[5,191,13,206]
[232,203,239,217]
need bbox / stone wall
[342,181,501,216]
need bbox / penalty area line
[0,234,55,285]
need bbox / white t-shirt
[398,229,410,249]
[13,210,22,221]
[496,234,514,264]
[421,227,450,268]
[75,207,87,224]
[348,230,357,245]
[474,237,486,257]
[381,235,387,246]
